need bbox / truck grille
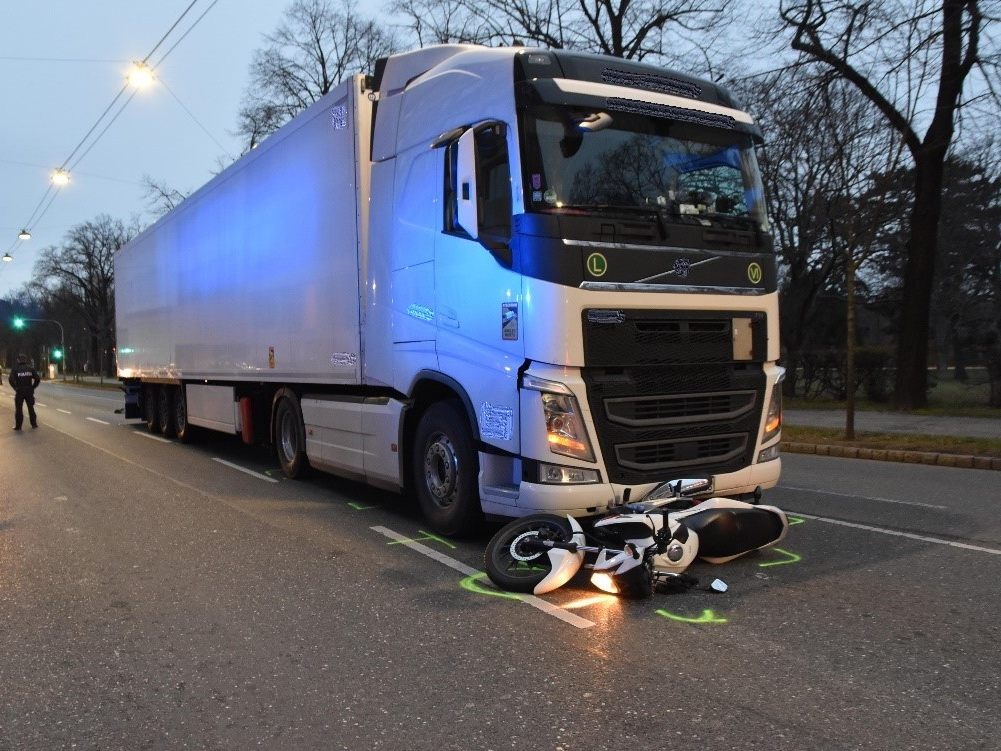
[581,310,766,485]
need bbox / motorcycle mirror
[709,578,728,593]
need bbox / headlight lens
[542,392,595,462]
[538,462,600,484]
[762,381,782,443]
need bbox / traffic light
[52,348,63,360]
[12,317,25,329]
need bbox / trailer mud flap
[122,381,142,419]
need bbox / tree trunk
[845,256,856,439]
[894,152,947,409]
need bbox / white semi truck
[116,44,783,534]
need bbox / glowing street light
[51,168,70,186]
[127,61,155,89]
[2,252,12,263]
[18,229,31,240]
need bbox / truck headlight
[762,377,783,444]
[521,374,596,463]
[538,462,600,484]
[542,392,596,462]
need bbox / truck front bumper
[490,457,782,519]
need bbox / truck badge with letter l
[502,302,518,340]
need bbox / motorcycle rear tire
[484,514,576,593]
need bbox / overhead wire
[5,0,211,256]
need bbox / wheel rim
[423,431,458,509]
[279,409,298,463]
[494,522,567,579]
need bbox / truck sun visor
[605,97,736,130]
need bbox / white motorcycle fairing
[532,516,586,595]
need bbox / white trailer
[117,45,784,534]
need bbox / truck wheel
[412,400,481,536]
[174,386,195,443]
[144,385,161,433]
[158,387,176,437]
[274,390,309,479]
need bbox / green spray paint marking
[347,502,376,510]
[656,608,728,625]
[386,530,457,549]
[759,547,801,568]
[787,515,805,526]
[459,572,523,601]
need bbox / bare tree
[391,0,734,65]
[31,216,136,378]
[776,0,996,408]
[236,0,398,150]
[141,175,189,219]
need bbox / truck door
[435,122,524,455]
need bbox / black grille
[581,309,767,485]
[616,434,747,472]
[605,390,757,427]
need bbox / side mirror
[456,127,478,239]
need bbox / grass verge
[783,425,1001,459]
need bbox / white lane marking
[212,458,279,483]
[86,417,110,425]
[782,485,947,510]
[36,402,47,407]
[56,408,72,414]
[791,511,1001,556]
[137,431,172,444]
[371,525,595,630]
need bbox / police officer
[8,353,41,430]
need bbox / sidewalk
[785,408,1001,440]
[784,407,1001,470]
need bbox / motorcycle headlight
[762,377,783,444]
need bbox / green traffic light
[52,348,63,360]
[12,317,25,329]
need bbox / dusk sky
[0,1,298,296]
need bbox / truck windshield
[519,104,768,232]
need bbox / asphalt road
[1,383,999,750]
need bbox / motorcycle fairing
[532,516,586,595]
[672,498,788,563]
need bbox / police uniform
[8,359,41,429]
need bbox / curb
[783,442,1001,471]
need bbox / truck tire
[274,390,309,479]
[174,386,195,443]
[412,400,481,536]
[158,387,176,437]
[144,385,161,433]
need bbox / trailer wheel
[158,387,176,437]
[412,400,481,536]
[144,385,161,433]
[274,390,309,478]
[174,386,195,443]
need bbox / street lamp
[127,61,155,89]
[18,229,30,240]
[51,168,70,186]
[2,252,11,263]
[11,316,66,382]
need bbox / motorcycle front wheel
[484,514,576,593]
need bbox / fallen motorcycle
[484,479,788,598]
